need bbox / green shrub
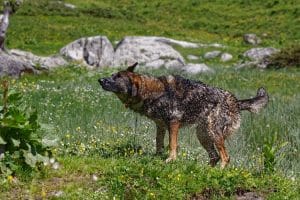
[0,80,52,178]
[267,44,300,68]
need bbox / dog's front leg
[155,123,166,155]
[165,121,180,163]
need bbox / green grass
[1,156,299,199]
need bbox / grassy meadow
[1,0,300,199]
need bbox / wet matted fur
[99,63,269,168]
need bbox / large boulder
[243,47,278,61]
[113,36,185,69]
[10,49,68,69]
[0,48,69,77]
[237,47,279,69]
[0,51,37,77]
[60,36,114,68]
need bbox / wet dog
[99,63,268,168]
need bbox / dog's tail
[238,87,269,113]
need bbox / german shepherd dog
[99,63,268,168]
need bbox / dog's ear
[126,62,138,72]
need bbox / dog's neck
[130,74,166,100]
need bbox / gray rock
[204,51,221,59]
[60,36,114,68]
[187,55,199,60]
[0,47,69,77]
[155,37,199,48]
[113,36,185,68]
[144,59,165,69]
[220,53,233,62]
[198,43,225,48]
[236,60,271,69]
[64,3,76,9]
[49,190,64,198]
[243,34,262,45]
[237,47,279,69]
[243,47,278,61]
[10,49,68,69]
[182,63,214,74]
[0,51,37,77]
[236,192,264,200]
[164,59,185,69]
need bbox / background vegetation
[0,0,299,199]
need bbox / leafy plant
[262,132,288,173]
[0,80,52,177]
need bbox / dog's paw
[165,156,176,163]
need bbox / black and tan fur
[99,63,268,168]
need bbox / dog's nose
[98,78,105,85]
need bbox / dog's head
[98,62,138,96]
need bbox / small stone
[52,162,60,170]
[50,190,64,197]
[204,51,221,59]
[220,53,233,62]
[187,55,199,60]
[243,34,262,45]
[64,3,76,9]
[92,174,98,181]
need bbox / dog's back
[143,75,241,128]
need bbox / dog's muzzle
[99,78,115,92]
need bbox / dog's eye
[112,73,121,80]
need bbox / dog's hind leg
[196,125,220,167]
[155,122,166,155]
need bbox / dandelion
[176,174,181,181]
[149,192,155,197]
[76,127,81,132]
[7,175,13,183]
[138,149,143,155]
[41,189,46,198]
[111,126,117,134]
[79,143,86,153]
